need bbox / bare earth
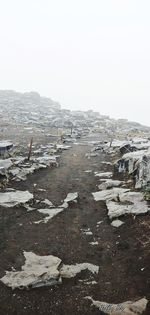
[0,137,150,315]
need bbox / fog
[0,0,150,126]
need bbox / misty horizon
[0,0,150,126]
[1,88,149,128]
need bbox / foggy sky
[0,0,150,126]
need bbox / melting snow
[93,188,149,219]
[60,263,99,278]
[1,251,99,289]
[35,192,78,224]
[85,296,148,315]
[0,190,33,207]
[95,172,113,178]
[1,252,61,289]
[98,179,123,190]
[36,208,64,223]
[92,188,129,202]
[64,192,78,203]
[89,241,98,245]
[111,219,124,227]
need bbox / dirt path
[0,138,150,314]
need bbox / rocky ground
[0,133,150,315]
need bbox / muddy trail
[0,137,150,315]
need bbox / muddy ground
[0,135,150,315]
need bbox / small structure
[0,141,13,156]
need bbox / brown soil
[0,137,150,315]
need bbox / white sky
[0,0,150,126]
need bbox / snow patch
[85,296,148,315]
[0,190,33,208]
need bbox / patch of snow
[56,144,71,150]
[85,296,148,315]
[36,208,64,223]
[81,228,93,236]
[84,231,93,236]
[1,252,61,289]
[111,219,124,227]
[95,172,113,178]
[1,252,99,289]
[107,191,148,219]
[92,188,129,202]
[59,192,78,209]
[64,192,78,203]
[97,221,103,226]
[98,179,123,190]
[0,190,33,208]
[89,241,98,245]
[42,199,53,207]
[60,263,99,278]
[23,205,36,212]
